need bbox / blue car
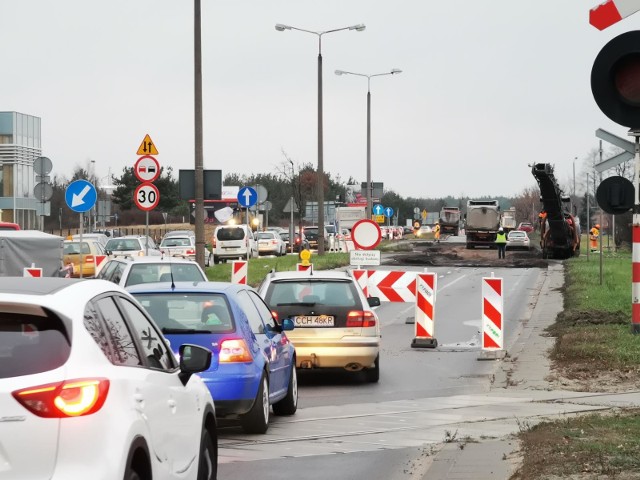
[128,281,297,434]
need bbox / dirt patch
[385,241,549,268]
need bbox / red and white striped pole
[481,275,504,352]
[411,272,438,349]
[632,133,640,334]
[231,260,248,285]
[589,0,640,30]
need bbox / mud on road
[384,240,549,268]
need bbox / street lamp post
[335,68,402,219]
[275,23,365,254]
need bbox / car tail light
[186,248,195,255]
[346,311,376,328]
[219,339,253,363]
[84,255,95,264]
[271,310,279,321]
[212,238,217,248]
[12,378,110,418]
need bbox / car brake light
[219,339,253,363]
[186,248,195,255]
[346,311,376,328]
[12,378,110,418]
[271,310,279,321]
[85,255,94,264]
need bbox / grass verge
[514,247,640,479]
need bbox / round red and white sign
[134,182,160,211]
[351,219,382,250]
[134,155,160,183]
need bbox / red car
[517,222,534,233]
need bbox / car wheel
[213,255,220,265]
[273,364,297,416]
[364,355,380,383]
[197,427,218,480]
[205,253,212,267]
[240,373,269,434]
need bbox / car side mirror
[281,318,295,331]
[178,344,212,385]
[367,297,381,307]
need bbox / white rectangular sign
[350,250,381,266]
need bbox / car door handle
[168,399,177,409]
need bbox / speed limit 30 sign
[134,182,160,211]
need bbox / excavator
[531,163,581,259]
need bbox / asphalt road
[218,262,543,479]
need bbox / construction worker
[495,227,507,259]
[434,222,441,243]
[590,224,600,252]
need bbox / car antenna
[169,257,176,290]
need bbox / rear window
[266,280,359,308]
[160,237,192,247]
[132,293,234,333]
[106,239,141,251]
[258,232,276,240]
[64,242,90,254]
[216,227,246,241]
[0,312,70,379]
[126,263,206,286]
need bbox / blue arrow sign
[384,207,394,218]
[65,179,97,213]
[373,204,384,216]
[237,186,257,208]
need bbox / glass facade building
[0,111,42,227]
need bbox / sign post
[65,179,97,278]
[133,135,160,255]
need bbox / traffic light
[591,30,640,129]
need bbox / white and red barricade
[481,276,504,350]
[94,255,108,276]
[297,263,313,272]
[411,272,438,348]
[349,268,369,297]
[366,270,417,302]
[231,260,247,285]
[23,266,43,278]
[590,0,640,30]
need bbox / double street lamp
[275,23,365,254]
[335,68,402,219]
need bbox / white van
[212,225,258,264]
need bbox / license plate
[294,315,335,327]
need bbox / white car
[0,277,217,479]
[211,225,258,264]
[96,256,208,287]
[256,231,287,256]
[105,235,162,258]
[507,229,531,250]
[159,234,213,267]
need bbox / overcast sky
[2,0,633,199]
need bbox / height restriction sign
[134,155,160,183]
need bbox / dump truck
[500,207,517,232]
[531,163,581,259]
[438,206,461,236]
[465,200,501,249]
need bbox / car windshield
[125,263,206,286]
[132,293,234,333]
[258,233,275,240]
[266,280,358,308]
[160,237,192,247]
[106,239,141,251]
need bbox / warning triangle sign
[136,134,159,155]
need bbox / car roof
[0,277,125,298]
[126,281,246,295]
[109,256,199,264]
[266,270,352,281]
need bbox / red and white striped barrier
[297,263,313,272]
[94,255,108,276]
[633,225,640,333]
[411,273,437,348]
[231,260,247,285]
[590,0,640,30]
[349,269,369,297]
[481,276,503,351]
[23,266,43,278]
[366,270,417,302]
